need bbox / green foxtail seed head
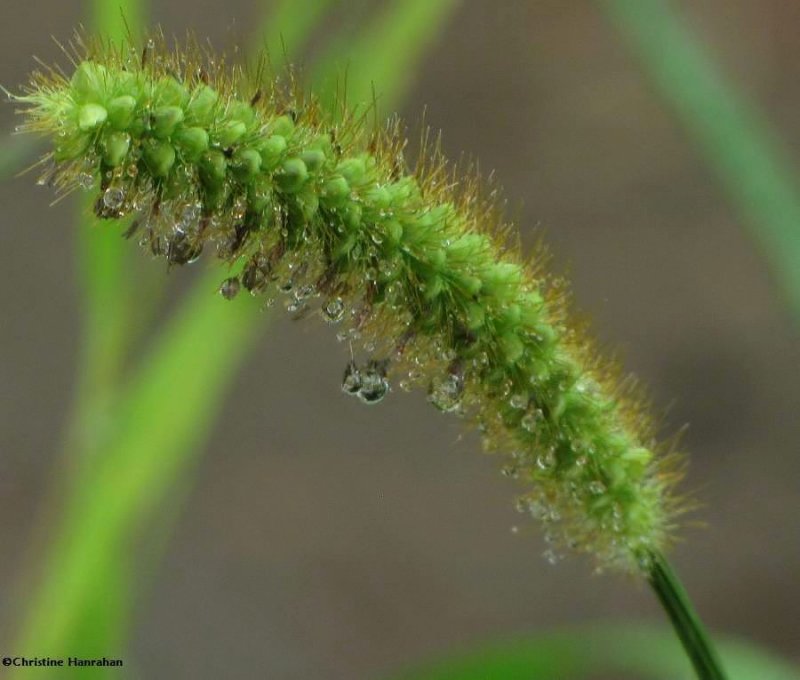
[12,33,687,573]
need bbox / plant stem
[646,550,728,680]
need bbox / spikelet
[11,31,688,573]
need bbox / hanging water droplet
[219,277,240,300]
[501,464,518,479]
[166,233,203,265]
[514,497,531,513]
[323,297,345,323]
[543,548,563,565]
[357,360,390,405]
[177,202,202,233]
[242,261,267,294]
[103,187,125,210]
[341,361,362,395]
[428,371,464,413]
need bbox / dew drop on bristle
[537,448,556,471]
[103,187,125,211]
[166,233,203,265]
[588,480,606,496]
[341,361,362,395]
[428,371,464,412]
[357,360,389,405]
[323,297,345,323]
[242,260,268,294]
[219,277,240,300]
[521,408,543,432]
[509,392,528,410]
[77,172,95,190]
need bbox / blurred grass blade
[9,0,149,672]
[252,0,344,57]
[600,0,800,320]
[314,0,460,108]
[392,624,800,680]
[69,0,151,448]
[16,272,262,664]
[89,0,146,41]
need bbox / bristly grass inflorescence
[12,32,688,573]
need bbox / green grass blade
[9,1,149,672]
[600,0,800,319]
[251,0,344,57]
[15,272,262,665]
[313,0,461,108]
[392,624,800,680]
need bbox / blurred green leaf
[601,0,800,320]
[391,624,800,680]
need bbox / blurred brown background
[0,1,798,678]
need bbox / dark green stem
[646,550,728,680]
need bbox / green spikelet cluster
[13,34,686,572]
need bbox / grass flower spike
[14,33,684,575]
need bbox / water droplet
[521,408,543,432]
[219,277,240,300]
[77,172,95,190]
[514,497,531,513]
[294,284,316,302]
[341,361,362,395]
[428,371,464,412]
[242,260,268,294]
[501,464,518,479]
[543,548,562,565]
[166,233,203,265]
[357,360,389,405]
[536,448,556,471]
[588,480,606,496]
[103,187,125,210]
[509,392,528,410]
[177,203,202,233]
[323,297,345,323]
